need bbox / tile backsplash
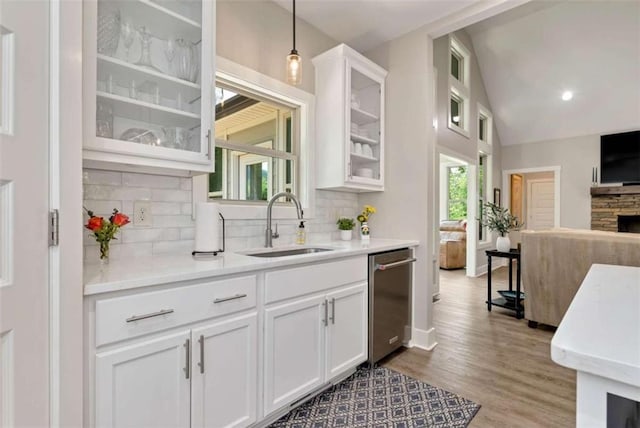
[83,169,359,262]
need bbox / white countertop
[84,238,419,296]
[551,264,640,387]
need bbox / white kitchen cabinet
[313,44,387,192]
[325,283,368,380]
[83,0,216,175]
[263,258,368,418]
[191,313,257,428]
[263,295,327,416]
[95,330,191,428]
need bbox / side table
[486,248,523,319]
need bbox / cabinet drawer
[95,275,257,347]
[265,256,367,304]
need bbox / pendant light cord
[292,0,296,52]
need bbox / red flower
[110,212,130,227]
[86,216,104,232]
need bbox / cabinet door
[345,57,384,189]
[83,0,215,173]
[326,283,368,379]
[95,330,191,428]
[191,313,257,428]
[264,295,326,416]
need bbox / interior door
[0,1,51,426]
[510,174,523,222]
[527,179,555,230]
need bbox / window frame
[447,35,471,138]
[477,102,493,246]
[192,56,315,220]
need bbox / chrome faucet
[266,192,304,247]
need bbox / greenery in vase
[85,208,130,260]
[478,202,523,237]
[336,217,355,230]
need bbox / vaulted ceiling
[467,0,640,146]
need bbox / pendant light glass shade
[286,0,301,85]
[286,50,302,85]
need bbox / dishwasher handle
[375,257,416,271]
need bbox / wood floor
[382,267,576,427]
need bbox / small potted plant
[336,217,355,241]
[479,202,523,252]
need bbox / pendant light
[286,0,302,85]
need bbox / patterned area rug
[269,366,481,427]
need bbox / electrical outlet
[134,201,152,227]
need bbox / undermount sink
[245,247,334,258]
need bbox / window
[450,93,463,129]
[449,36,469,85]
[478,154,488,241]
[450,49,464,84]
[447,165,467,220]
[448,35,471,138]
[208,83,297,201]
[477,105,492,145]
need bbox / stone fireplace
[591,185,640,232]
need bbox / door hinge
[49,209,59,247]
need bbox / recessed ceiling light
[561,91,573,101]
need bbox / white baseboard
[474,259,508,277]
[410,327,437,351]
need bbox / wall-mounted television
[600,130,640,184]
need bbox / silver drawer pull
[213,294,247,304]
[125,309,174,323]
[376,258,417,271]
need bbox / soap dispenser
[296,221,306,245]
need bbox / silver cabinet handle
[322,300,328,326]
[330,298,336,324]
[126,309,174,323]
[206,129,212,158]
[198,335,205,374]
[213,294,247,304]
[184,338,190,379]
[375,258,417,271]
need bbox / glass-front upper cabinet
[83,0,215,175]
[313,44,387,192]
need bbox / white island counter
[551,264,640,427]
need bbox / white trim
[477,102,493,150]
[426,0,532,38]
[502,166,561,228]
[0,181,13,288]
[410,327,438,351]
[0,26,15,135]
[193,56,316,220]
[0,330,14,427]
[49,1,61,425]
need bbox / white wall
[501,134,598,229]
[364,28,437,348]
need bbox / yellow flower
[359,205,377,223]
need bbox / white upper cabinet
[313,44,387,192]
[83,0,215,175]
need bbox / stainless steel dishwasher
[368,248,415,364]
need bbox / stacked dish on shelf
[94,0,203,152]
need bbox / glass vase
[99,240,110,264]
